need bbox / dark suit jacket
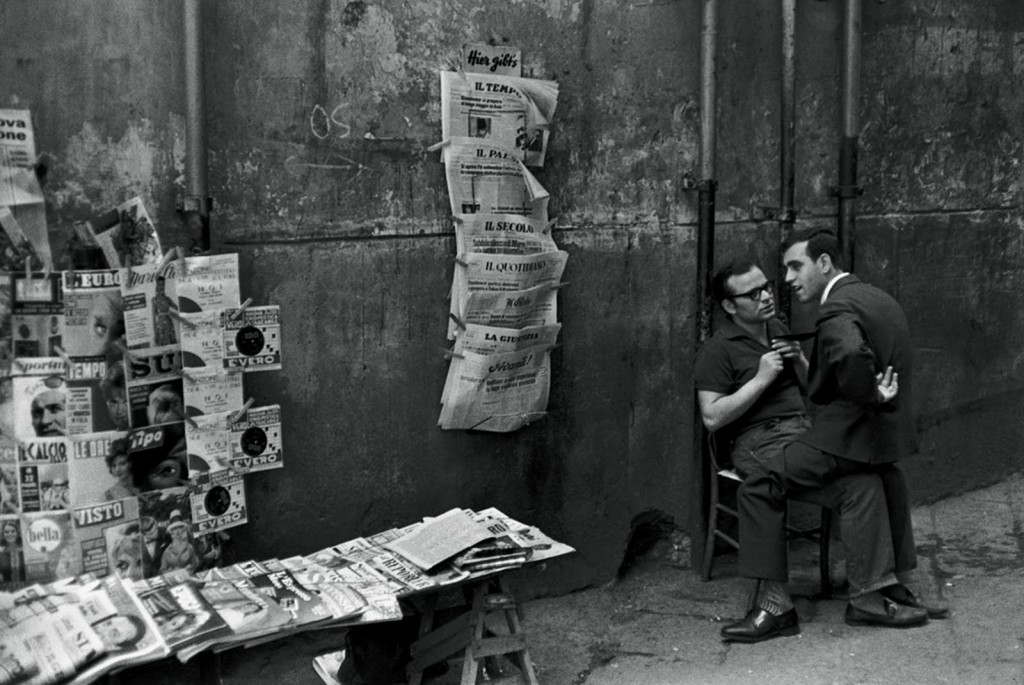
[797,275,914,464]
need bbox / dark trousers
[737,440,916,595]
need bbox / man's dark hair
[711,259,761,305]
[783,228,843,269]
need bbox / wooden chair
[701,430,833,598]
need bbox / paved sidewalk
[121,472,1024,684]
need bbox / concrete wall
[2,0,1023,594]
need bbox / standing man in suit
[721,228,946,643]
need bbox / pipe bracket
[751,206,796,223]
[828,184,863,199]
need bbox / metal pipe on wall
[778,0,797,321]
[184,0,211,251]
[692,0,718,567]
[837,0,862,270]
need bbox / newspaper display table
[406,573,539,685]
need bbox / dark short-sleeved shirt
[693,317,807,439]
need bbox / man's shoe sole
[844,607,928,628]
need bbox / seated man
[694,257,946,642]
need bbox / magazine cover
[189,470,247,534]
[67,430,133,507]
[62,268,124,366]
[182,367,244,418]
[20,509,78,583]
[3,604,104,685]
[176,254,240,313]
[228,404,281,473]
[66,573,171,684]
[0,513,27,584]
[16,436,69,513]
[128,423,188,496]
[222,306,281,372]
[70,496,142,580]
[8,374,67,441]
[136,487,193,578]
[121,260,180,349]
[135,572,231,653]
[230,559,332,633]
[10,271,63,362]
[184,409,232,475]
[126,345,184,429]
[93,197,162,270]
[0,272,11,377]
[66,357,127,436]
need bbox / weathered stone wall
[1,0,1022,593]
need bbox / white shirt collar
[821,272,849,304]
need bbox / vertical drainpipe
[778,0,797,320]
[837,0,862,270]
[184,0,211,251]
[693,0,718,568]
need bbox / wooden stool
[407,575,540,685]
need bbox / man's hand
[876,365,899,403]
[755,350,785,384]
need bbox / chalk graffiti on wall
[309,104,351,140]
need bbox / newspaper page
[228,404,281,473]
[182,367,244,418]
[134,572,232,653]
[302,548,402,623]
[438,346,551,432]
[70,496,142,579]
[126,344,184,429]
[93,197,162,269]
[65,573,170,684]
[454,213,558,255]
[67,430,132,506]
[442,138,549,219]
[0,273,11,378]
[136,488,191,578]
[440,71,558,167]
[450,251,567,336]
[0,206,44,271]
[189,470,247,534]
[277,556,368,622]
[176,253,240,313]
[10,272,63,365]
[458,282,559,333]
[128,423,188,495]
[222,305,281,372]
[0,109,44,207]
[7,373,67,443]
[121,260,180,349]
[383,507,493,571]
[473,506,576,564]
[441,323,560,406]
[4,604,105,685]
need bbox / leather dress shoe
[721,607,800,643]
[880,583,949,619]
[845,594,928,628]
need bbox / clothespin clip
[156,248,177,277]
[52,345,72,370]
[451,215,465,224]
[548,281,570,291]
[176,246,188,277]
[42,260,52,280]
[542,217,557,235]
[24,256,31,281]
[172,408,199,430]
[168,310,196,329]
[11,358,25,373]
[442,348,465,361]
[448,313,467,331]
[426,139,450,153]
[228,298,253,322]
[454,257,469,268]
[115,340,138,365]
[230,397,255,424]
[124,253,133,282]
[179,368,196,384]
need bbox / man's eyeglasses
[730,280,774,301]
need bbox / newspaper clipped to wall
[0,109,44,206]
[454,213,558,255]
[458,282,558,333]
[440,71,559,167]
[437,346,551,431]
[121,261,180,349]
[442,138,549,219]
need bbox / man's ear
[721,298,737,316]
[817,252,833,274]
